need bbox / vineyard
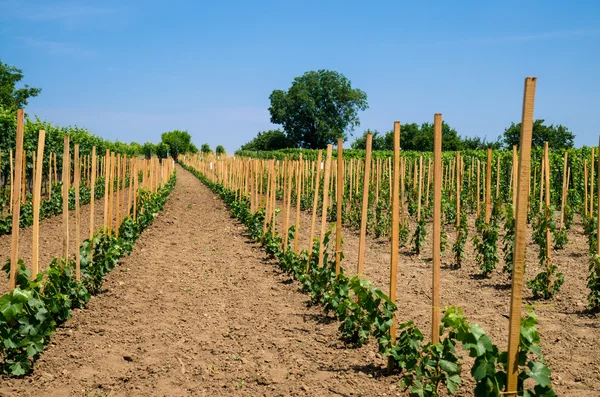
[0,111,176,378]
[0,80,598,396]
[174,80,598,396]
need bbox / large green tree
[240,129,295,151]
[156,142,169,159]
[269,70,368,149]
[161,130,192,160]
[142,142,156,159]
[201,143,213,154]
[503,119,574,149]
[0,59,41,110]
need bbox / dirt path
[0,168,404,397]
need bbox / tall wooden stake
[74,144,81,280]
[506,77,536,395]
[62,135,70,260]
[294,154,303,254]
[9,110,25,290]
[357,133,372,276]
[596,138,600,255]
[318,145,333,268]
[307,151,323,270]
[335,142,343,275]
[544,142,551,263]
[103,150,110,230]
[485,148,492,223]
[32,130,46,278]
[90,147,97,239]
[432,114,442,344]
[559,152,568,228]
[388,121,401,368]
[584,160,588,216]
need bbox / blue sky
[1,0,599,153]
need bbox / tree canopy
[0,59,41,110]
[156,142,169,159]
[142,142,156,159]
[240,129,295,151]
[349,122,499,152]
[215,145,226,155]
[350,130,389,151]
[269,70,368,149]
[201,143,212,154]
[160,130,192,160]
[503,119,575,149]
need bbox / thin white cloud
[18,37,95,57]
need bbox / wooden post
[280,160,287,239]
[348,159,354,204]
[263,160,273,232]
[559,152,568,228]
[74,144,81,280]
[133,158,139,220]
[62,135,70,260]
[357,133,372,276]
[539,156,544,212]
[115,155,122,236]
[512,146,518,212]
[53,152,58,190]
[400,157,406,226]
[284,160,294,249]
[432,114,442,344]
[294,154,303,254]
[425,158,432,207]
[496,155,500,198]
[9,110,25,290]
[318,145,333,268]
[32,130,46,278]
[485,148,492,223]
[32,151,36,199]
[90,147,97,239]
[21,150,26,200]
[506,77,536,395]
[335,141,343,275]
[476,160,481,217]
[417,156,423,221]
[375,158,380,205]
[108,153,115,235]
[9,150,13,213]
[127,157,133,217]
[103,150,110,230]
[584,160,588,217]
[544,142,551,262]
[591,148,595,216]
[270,161,278,232]
[388,121,401,366]
[596,138,600,255]
[456,152,461,228]
[307,151,323,270]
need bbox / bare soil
[0,168,404,396]
[281,196,600,396]
[0,167,597,396]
